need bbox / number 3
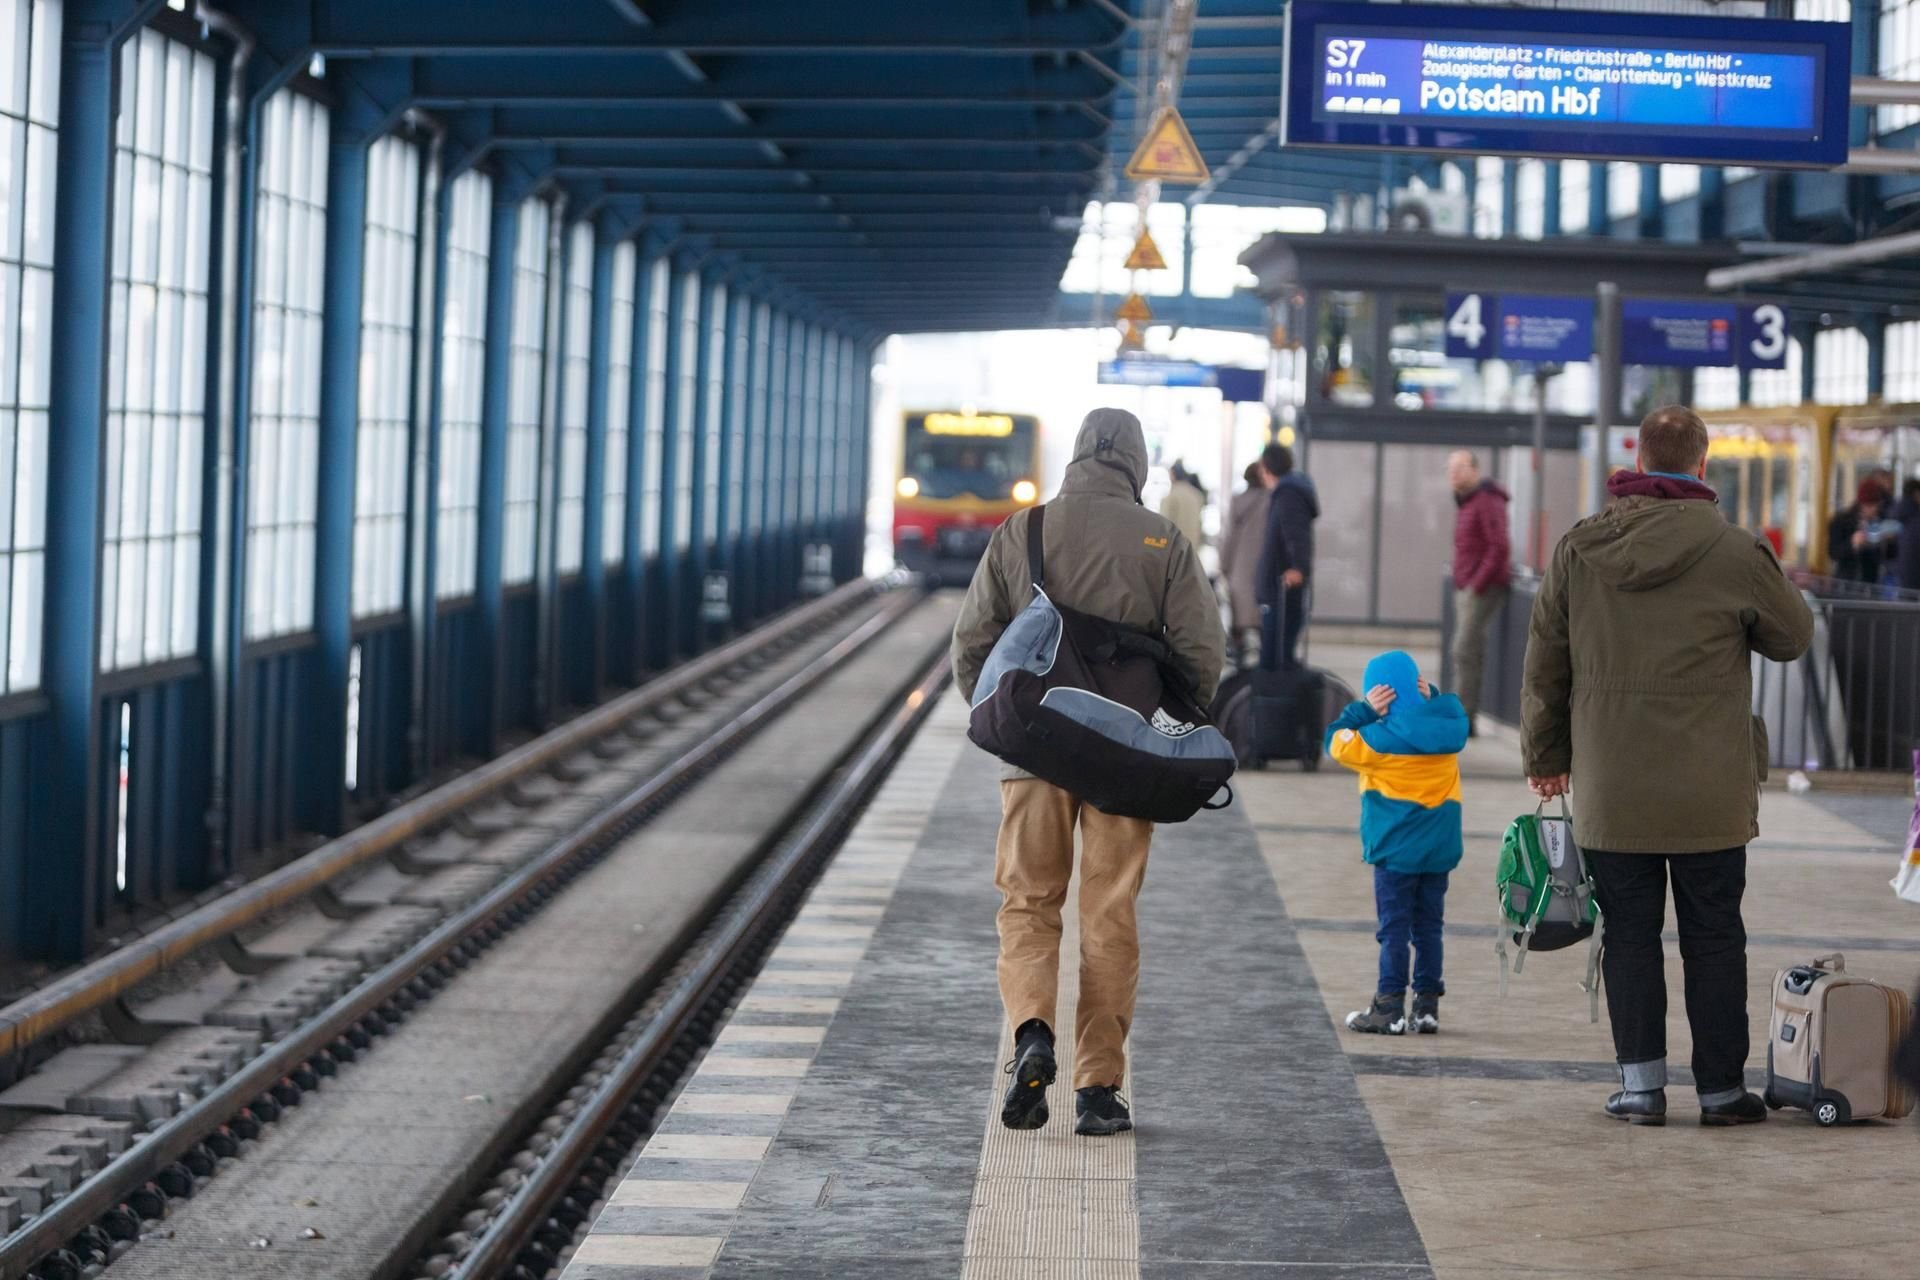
[1750,304,1786,361]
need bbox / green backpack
[1496,799,1604,1021]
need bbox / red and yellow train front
[892,410,1041,583]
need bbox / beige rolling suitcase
[1764,954,1915,1126]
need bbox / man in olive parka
[1523,405,1813,1127]
[953,408,1224,1138]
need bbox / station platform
[563,639,1920,1280]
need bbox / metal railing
[1441,574,1920,774]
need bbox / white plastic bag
[1891,750,1920,906]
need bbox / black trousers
[1259,584,1309,671]
[1585,847,1749,1095]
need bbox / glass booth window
[1813,327,1869,406]
[1472,157,1503,238]
[1884,319,1920,402]
[1387,299,1473,411]
[602,239,636,566]
[502,196,550,587]
[1560,160,1590,235]
[1881,0,1920,132]
[1608,162,1641,223]
[102,27,213,672]
[1314,292,1374,407]
[1512,159,1546,240]
[245,89,329,641]
[353,133,419,620]
[436,169,490,600]
[0,0,59,692]
[1748,337,1805,408]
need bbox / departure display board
[1282,2,1850,168]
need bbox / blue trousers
[1374,867,1448,997]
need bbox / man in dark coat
[1255,444,1319,670]
[1895,477,1920,592]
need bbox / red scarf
[1606,470,1718,503]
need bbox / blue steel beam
[309,99,379,837]
[37,17,118,961]
[306,0,1127,55]
[473,104,1107,145]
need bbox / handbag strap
[1027,504,1047,590]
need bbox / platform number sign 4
[1444,293,1490,358]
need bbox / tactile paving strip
[558,705,969,1279]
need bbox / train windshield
[902,412,1037,501]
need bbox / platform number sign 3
[1747,304,1787,364]
[1444,292,1489,358]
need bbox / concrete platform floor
[567,637,1920,1280]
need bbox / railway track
[0,580,952,1280]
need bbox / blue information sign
[1098,359,1218,388]
[1283,2,1850,168]
[1621,299,1790,368]
[1444,292,1593,362]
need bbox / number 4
[1448,293,1487,352]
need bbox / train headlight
[1012,479,1038,504]
[896,477,920,499]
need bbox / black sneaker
[1344,994,1407,1036]
[1410,992,1441,1035]
[1074,1085,1132,1136]
[1604,1088,1667,1126]
[1000,1020,1055,1130]
[1699,1092,1768,1127]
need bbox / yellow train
[1695,403,1920,573]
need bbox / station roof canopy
[206,0,1169,336]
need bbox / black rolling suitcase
[1210,592,1355,772]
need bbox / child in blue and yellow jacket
[1325,649,1469,1036]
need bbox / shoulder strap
[1027,504,1046,589]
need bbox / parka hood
[1566,495,1725,591]
[1061,408,1149,503]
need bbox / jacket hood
[1566,495,1726,591]
[1360,690,1469,757]
[1456,479,1510,506]
[1362,650,1423,713]
[1061,408,1149,502]
[1272,470,1320,517]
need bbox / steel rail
[0,579,880,1061]
[0,585,922,1280]
[453,648,954,1279]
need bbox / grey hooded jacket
[951,409,1227,744]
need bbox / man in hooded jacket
[953,408,1224,1138]
[1522,405,1813,1128]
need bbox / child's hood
[1359,690,1469,757]
[1362,650,1423,711]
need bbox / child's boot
[1411,991,1441,1034]
[1344,993,1407,1036]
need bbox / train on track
[891,408,1044,584]
[1696,403,1920,572]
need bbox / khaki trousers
[994,778,1153,1089]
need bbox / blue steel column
[1637,164,1661,238]
[1589,165,1609,238]
[475,192,523,752]
[1698,167,1726,240]
[581,217,616,696]
[722,286,752,628]
[36,22,114,960]
[533,197,569,727]
[1542,162,1562,239]
[652,260,685,669]
[684,271,715,655]
[618,240,651,681]
[308,113,374,837]
[856,339,876,580]
[1865,316,1887,401]
[759,307,788,614]
[415,150,453,768]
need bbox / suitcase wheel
[1814,1099,1846,1127]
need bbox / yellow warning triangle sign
[1123,229,1167,271]
[1114,292,1152,323]
[1124,108,1210,184]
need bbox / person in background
[1522,405,1813,1127]
[1895,477,1920,593]
[1325,651,1469,1036]
[1828,477,1892,584]
[1256,444,1320,670]
[1218,460,1271,668]
[1160,461,1206,552]
[1446,450,1511,735]
[952,408,1225,1139]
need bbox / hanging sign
[1114,292,1153,323]
[1124,108,1211,183]
[1124,229,1167,271]
[1443,292,1594,362]
[1282,1,1850,168]
[1620,299,1789,368]
[1116,320,1146,349]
